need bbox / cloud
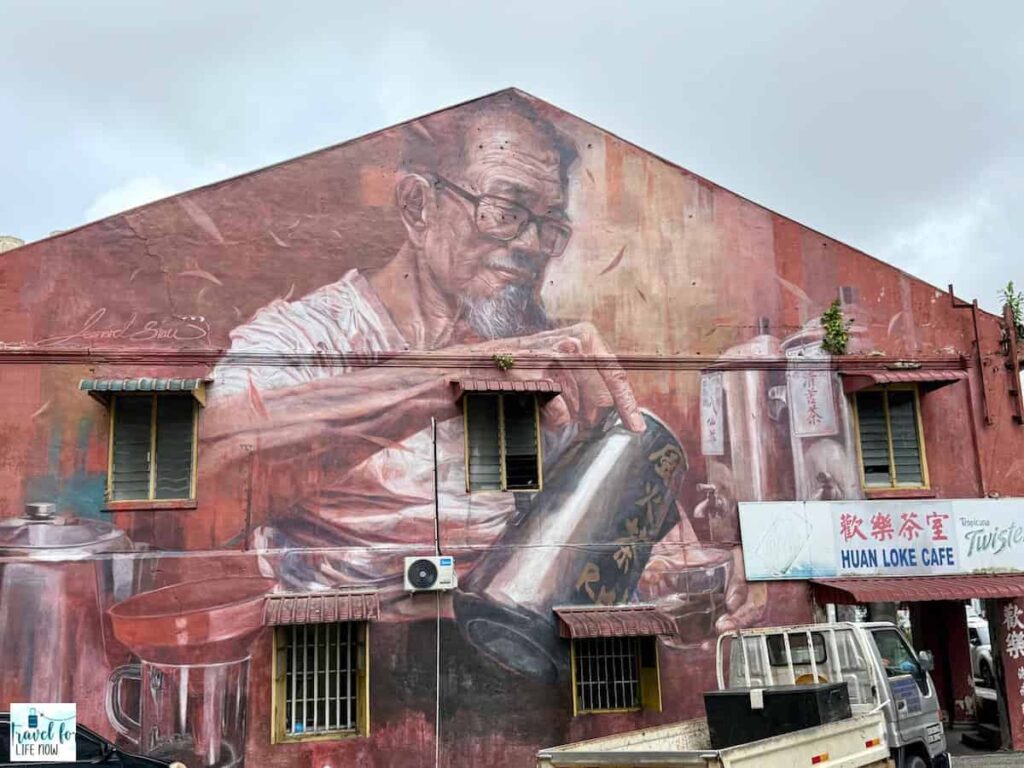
[866,159,1021,312]
[883,194,994,283]
[84,176,179,223]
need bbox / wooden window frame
[463,393,543,493]
[851,384,930,491]
[569,636,662,716]
[106,393,199,503]
[271,622,370,744]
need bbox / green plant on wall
[492,353,515,371]
[1001,281,1024,340]
[820,299,851,355]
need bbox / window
[571,636,661,714]
[273,622,368,741]
[465,393,541,491]
[766,632,826,667]
[872,628,927,694]
[108,394,197,501]
[854,387,928,489]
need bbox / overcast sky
[2,1,1021,311]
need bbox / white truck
[537,622,950,768]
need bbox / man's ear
[396,174,434,247]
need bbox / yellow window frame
[271,622,370,743]
[569,636,662,716]
[107,393,199,502]
[851,384,930,490]
[463,393,543,493]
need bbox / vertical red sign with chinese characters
[999,597,1024,750]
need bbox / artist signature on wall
[34,308,210,347]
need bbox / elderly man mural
[204,93,765,655]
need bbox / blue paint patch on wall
[24,473,106,520]
[22,419,106,520]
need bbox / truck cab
[718,621,948,768]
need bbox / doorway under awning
[811,574,1024,604]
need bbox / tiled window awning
[811,575,1024,605]
[455,378,561,396]
[553,604,676,639]
[79,377,208,405]
[264,590,380,626]
[838,369,967,395]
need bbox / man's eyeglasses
[433,175,572,258]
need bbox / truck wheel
[904,754,927,768]
[980,661,994,689]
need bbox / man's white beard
[462,283,551,339]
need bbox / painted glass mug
[104,576,274,768]
[107,658,248,768]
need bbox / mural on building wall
[0,90,907,767]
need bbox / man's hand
[639,544,768,649]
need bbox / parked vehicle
[968,615,994,688]
[537,622,949,768]
[0,714,184,767]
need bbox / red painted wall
[1,89,1022,766]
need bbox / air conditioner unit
[404,556,457,592]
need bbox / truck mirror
[918,650,935,672]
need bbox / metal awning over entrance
[79,377,208,405]
[264,590,380,626]
[811,575,1024,604]
[838,369,968,394]
[553,604,676,639]
[454,378,561,396]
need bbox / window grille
[110,394,196,501]
[465,393,540,491]
[281,622,364,737]
[854,387,927,489]
[573,636,643,713]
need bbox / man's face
[421,115,570,338]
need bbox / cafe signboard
[739,498,1024,580]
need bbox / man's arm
[201,365,461,517]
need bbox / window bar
[612,638,620,709]
[625,638,631,709]
[346,622,353,729]
[302,624,309,731]
[592,640,597,711]
[628,638,635,708]
[828,629,842,682]
[782,632,796,685]
[590,640,596,712]
[614,638,622,708]
[807,630,818,682]
[580,641,588,712]
[335,623,341,731]
[325,622,332,732]
[309,626,317,733]
[760,635,775,686]
[583,641,589,712]
[629,638,638,708]
[589,640,595,712]
[602,637,610,710]
[585,638,593,712]
[290,626,297,734]
[739,632,752,686]
[629,638,636,708]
